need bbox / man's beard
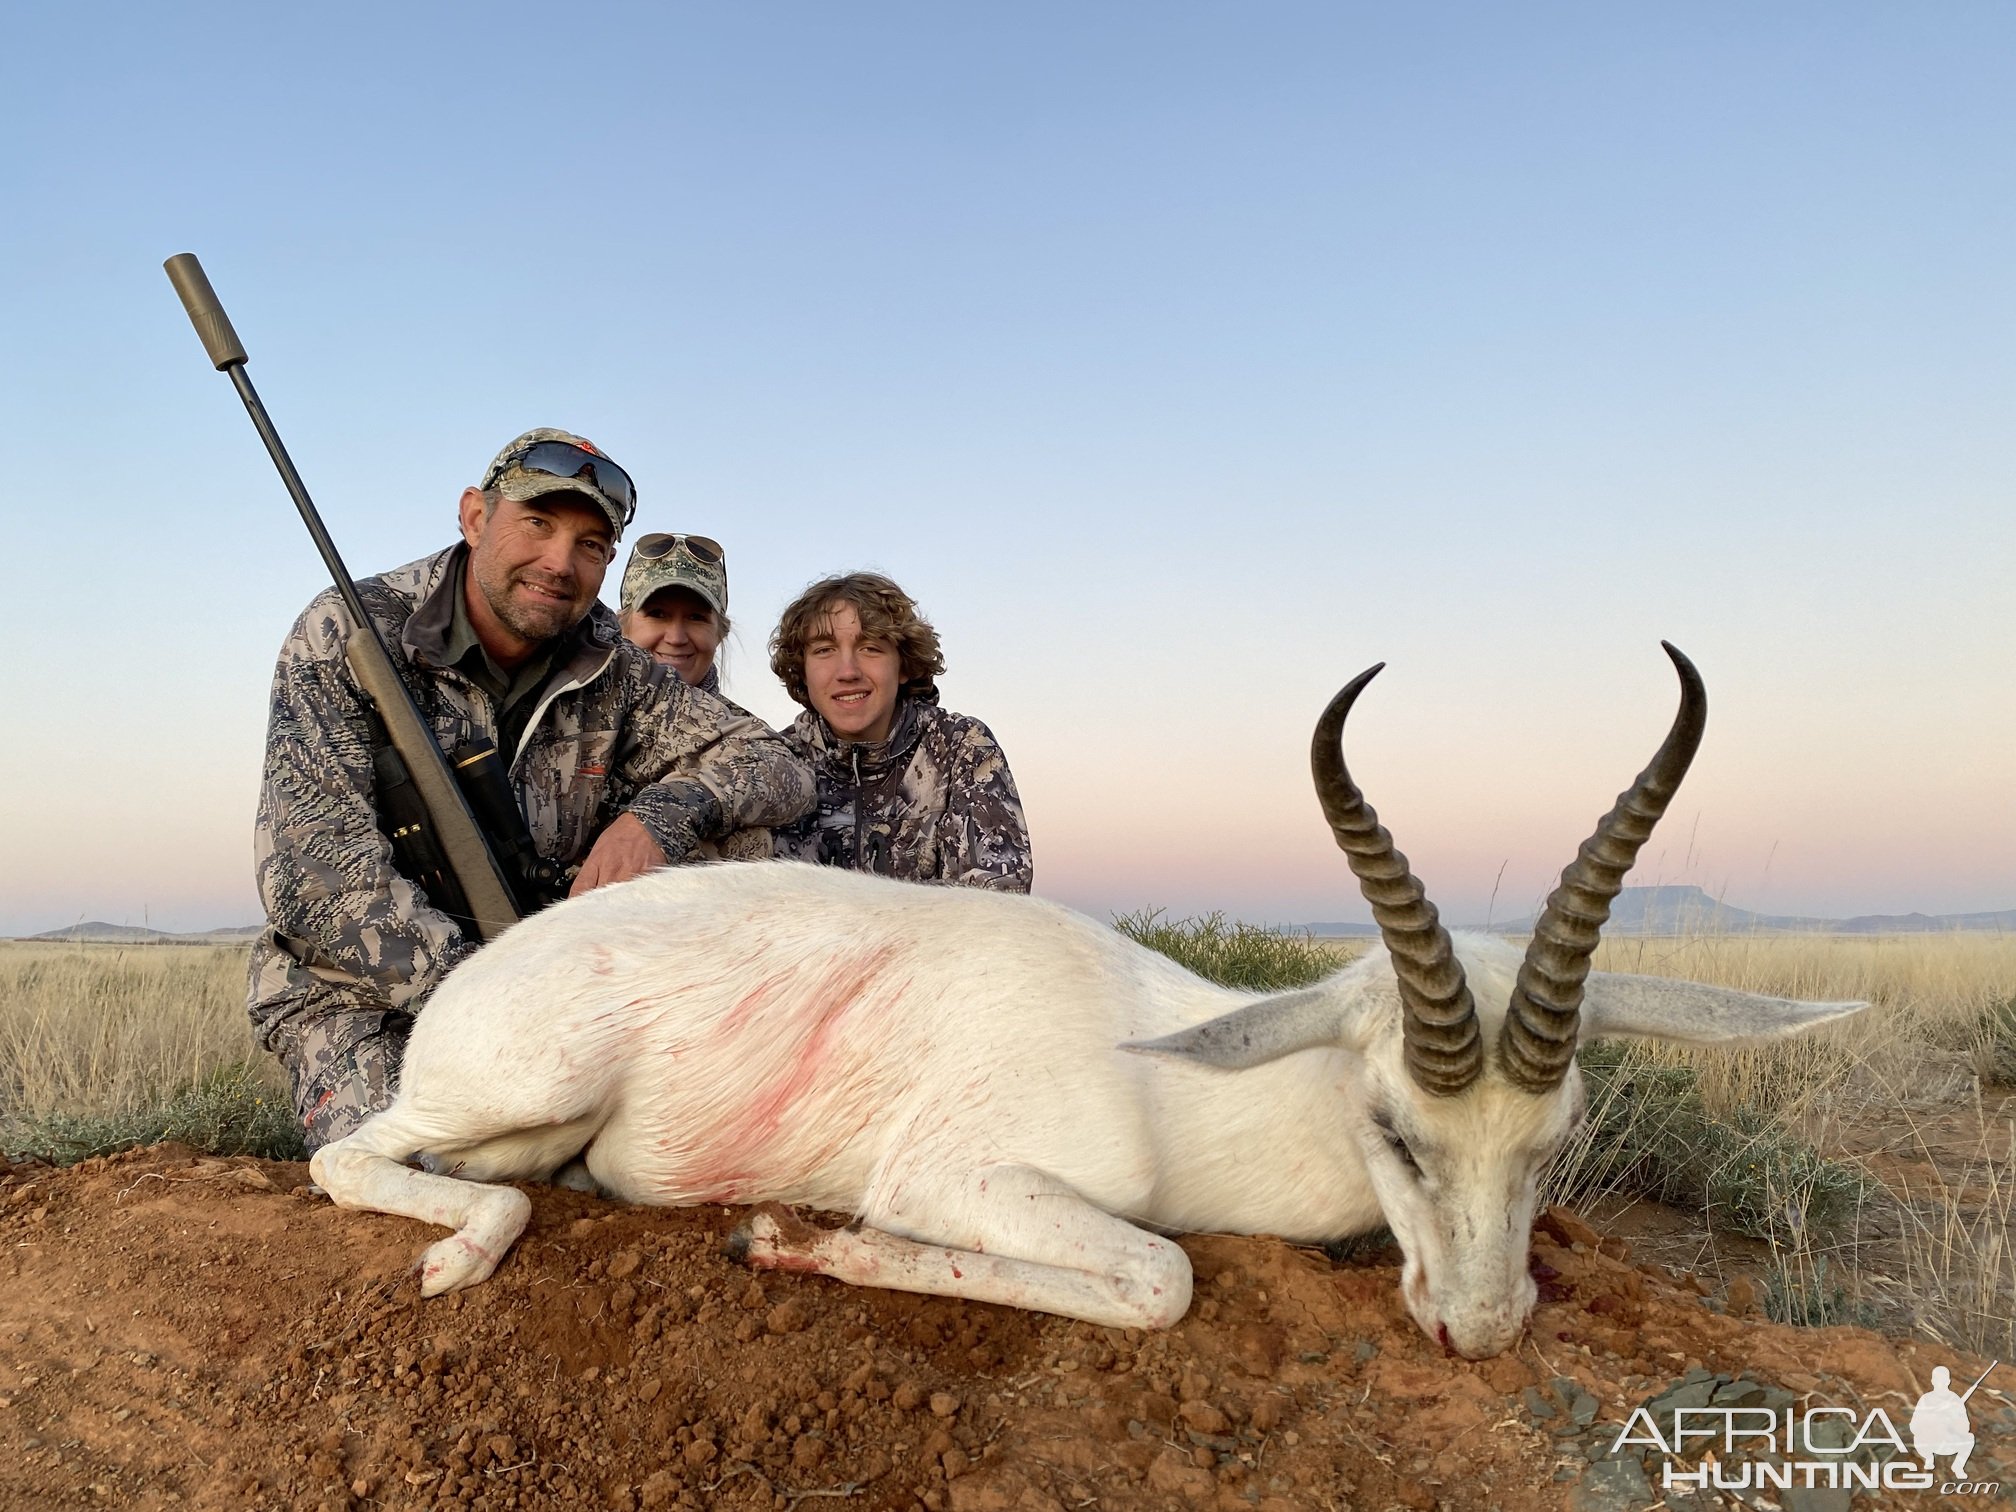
[475,561,582,644]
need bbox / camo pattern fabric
[771,694,1033,892]
[250,544,814,1150]
[268,1003,412,1151]
[682,669,777,862]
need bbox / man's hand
[569,812,669,897]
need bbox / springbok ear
[1579,972,1868,1045]
[1122,987,1350,1070]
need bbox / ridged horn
[1312,665,1482,1096]
[1500,643,1708,1093]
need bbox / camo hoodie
[247,544,814,1045]
[771,693,1033,892]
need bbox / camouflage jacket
[248,545,814,1043]
[772,694,1033,892]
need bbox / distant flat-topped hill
[20,922,263,945]
[1297,884,2015,938]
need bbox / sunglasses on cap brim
[495,441,637,527]
[633,532,725,565]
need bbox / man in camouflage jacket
[250,428,813,1151]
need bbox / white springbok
[310,645,1863,1358]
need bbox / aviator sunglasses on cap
[633,532,725,565]
[490,441,638,528]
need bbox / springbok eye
[1372,1117,1420,1173]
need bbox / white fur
[310,860,1863,1357]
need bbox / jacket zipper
[510,642,618,773]
[849,745,863,870]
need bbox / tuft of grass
[1765,1255,1885,1330]
[1975,995,2016,1087]
[1113,910,1348,991]
[1549,1041,1870,1249]
[7,1060,305,1165]
[1882,1127,2016,1359]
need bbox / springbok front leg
[310,1103,563,1296]
[728,1164,1193,1329]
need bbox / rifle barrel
[1958,1361,1998,1403]
[224,363,381,642]
[163,253,522,942]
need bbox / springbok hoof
[416,1232,502,1296]
[726,1202,823,1273]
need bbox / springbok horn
[1500,643,1707,1093]
[1311,665,1482,1096]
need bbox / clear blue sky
[3,3,2011,934]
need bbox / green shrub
[3,1060,304,1165]
[1552,1042,1868,1248]
[1114,910,1344,992]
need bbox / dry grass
[0,941,285,1152]
[1881,1130,2014,1357]
[1572,931,2016,1356]
[1591,931,2016,1114]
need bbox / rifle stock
[164,252,522,943]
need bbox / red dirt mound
[0,1147,2007,1511]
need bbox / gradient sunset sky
[2,4,2010,936]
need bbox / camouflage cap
[480,427,636,537]
[620,536,729,619]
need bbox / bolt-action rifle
[163,253,525,943]
[1958,1362,1999,1403]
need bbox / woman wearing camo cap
[767,571,1032,892]
[618,531,786,864]
[617,531,730,692]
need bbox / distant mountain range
[18,922,264,945]
[1295,885,2016,938]
[14,885,2013,945]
